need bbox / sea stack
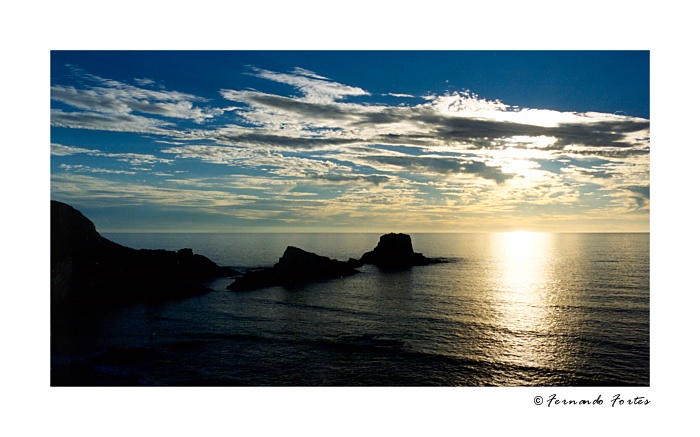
[228,246,360,291]
[359,233,440,269]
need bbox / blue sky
[50,51,649,232]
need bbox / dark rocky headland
[51,200,237,308]
[51,201,445,298]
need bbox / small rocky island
[359,232,443,269]
[51,200,237,307]
[227,232,444,291]
[228,246,361,291]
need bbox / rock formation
[228,233,445,291]
[51,200,236,305]
[228,246,360,291]
[359,233,442,268]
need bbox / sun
[500,231,548,252]
[506,230,536,242]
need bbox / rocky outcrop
[228,233,445,291]
[51,200,236,305]
[359,233,442,269]
[228,246,360,291]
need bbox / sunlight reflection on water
[488,233,557,376]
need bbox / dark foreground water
[51,233,649,386]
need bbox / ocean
[51,232,649,386]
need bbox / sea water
[51,233,649,386]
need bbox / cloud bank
[51,65,649,231]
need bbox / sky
[50,51,650,233]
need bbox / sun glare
[497,231,542,254]
[489,231,555,369]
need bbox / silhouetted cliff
[51,200,236,304]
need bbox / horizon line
[100,230,651,235]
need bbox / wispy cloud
[51,143,97,156]
[384,93,415,98]
[59,164,137,175]
[245,66,369,103]
[134,77,156,86]
[51,67,222,127]
[50,109,175,134]
[51,173,262,208]
[52,143,173,165]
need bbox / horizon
[51,51,650,233]
[99,229,651,235]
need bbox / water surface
[52,232,649,386]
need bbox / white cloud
[51,173,261,208]
[245,66,369,104]
[51,70,221,123]
[161,144,354,178]
[51,143,98,156]
[290,67,330,80]
[51,109,175,134]
[384,93,415,98]
[52,143,174,165]
[59,164,137,175]
[134,77,155,86]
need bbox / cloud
[290,67,330,80]
[384,93,415,98]
[312,173,392,186]
[51,173,261,208]
[355,154,513,183]
[134,77,155,86]
[51,69,222,124]
[51,109,175,134]
[615,184,650,210]
[51,64,649,231]
[59,164,137,175]
[598,183,650,213]
[219,85,649,157]
[159,144,392,184]
[624,185,650,199]
[219,89,370,128]
[246,66,369,103]
[52,143,173,164]
[205,126,363,150]
[51,143,97,156]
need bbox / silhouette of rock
[51,200,237,305]
[228,246,360,291]
[346,257,363,268]
[359,233,441,268]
